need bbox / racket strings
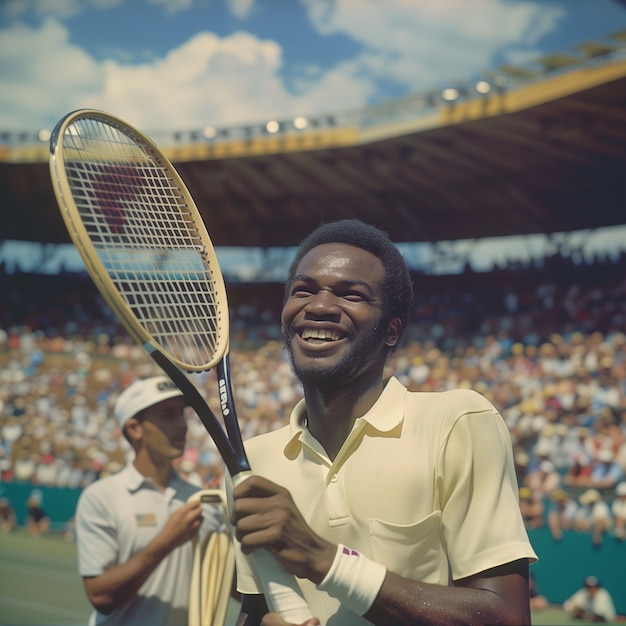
[60,117,226,369]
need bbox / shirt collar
[122,463,182,495]
[284,376,407,459]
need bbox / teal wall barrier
[528,527,626,616]
[1,482,624,615]
[0,482,81,530]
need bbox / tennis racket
[49,109,313,622]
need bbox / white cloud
[0,19,103,130]
[287,58,377,115]
[302,0,566,90]
[0,0,570,133]
[225,0,256,19]
[81,30,288,129]
[0,14,378,132]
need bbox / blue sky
[1,0,626,134]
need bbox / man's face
[137,396,188,461]
[282,243,394,388]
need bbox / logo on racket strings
[218,378,230,416]
[92,165,146,233]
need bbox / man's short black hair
[284,219,414,347]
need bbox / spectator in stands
[547,488,577,542]
[585,449,624,490]
[524,459,561,500]
[611,481,626,541]
[563,453,593,488]
[513,450,530,487]
[3,249,626,554]
[519,486,544,529]
[616,436,626,477]
[573,489,612,548]
[563,575,616,623]
[75,376,227,626]
[25,489,50,536]
[2,416,23,461]
[564,427,595,475]
[547,423,571,471]
[0,497,17,533]
[527,437,554,473]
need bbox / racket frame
[49,109,249,475]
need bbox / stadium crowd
[1,249,626,547]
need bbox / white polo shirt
[76,464,226,626]
[228,377,537,625]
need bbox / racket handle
[254,550,315,622]
[233,472,314,622]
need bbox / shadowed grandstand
[1,32,625,249]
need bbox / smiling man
[228,219,537,626]
[75,376,226,626]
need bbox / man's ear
[385,318,402,348]
[124,417,143,444]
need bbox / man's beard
[283,320,388,387]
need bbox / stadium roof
[1,52,625,248]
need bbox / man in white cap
[563,575,616,623]
[75,376,226,626]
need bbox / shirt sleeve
[438,400,538,580]
[75,486,120,577]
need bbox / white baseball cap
[114,376,185,429]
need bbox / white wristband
[316,544,387,616]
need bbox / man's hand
[155,499,203,551]
[230,475,336,584]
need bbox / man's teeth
[301,328,340,343]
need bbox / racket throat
[146,343,250,475]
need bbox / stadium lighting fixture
[441,87,459,102]
[203,126,217,139]
[266,120,280,133]
[38,129,51,142]
[493,75,507,90]
[475,80,491,94]
[293,116,308,130]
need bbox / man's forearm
[83,537,172,614]
[363,561,531,626]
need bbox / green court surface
[0,529,621,625]
[0,529,240,626]
[532,607,622,625]
[0,529,91,625]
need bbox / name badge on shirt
[135,513,157,526]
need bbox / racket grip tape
[233,472,314,622]
[254,550,314,622]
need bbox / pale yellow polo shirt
[227,377,537,625]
